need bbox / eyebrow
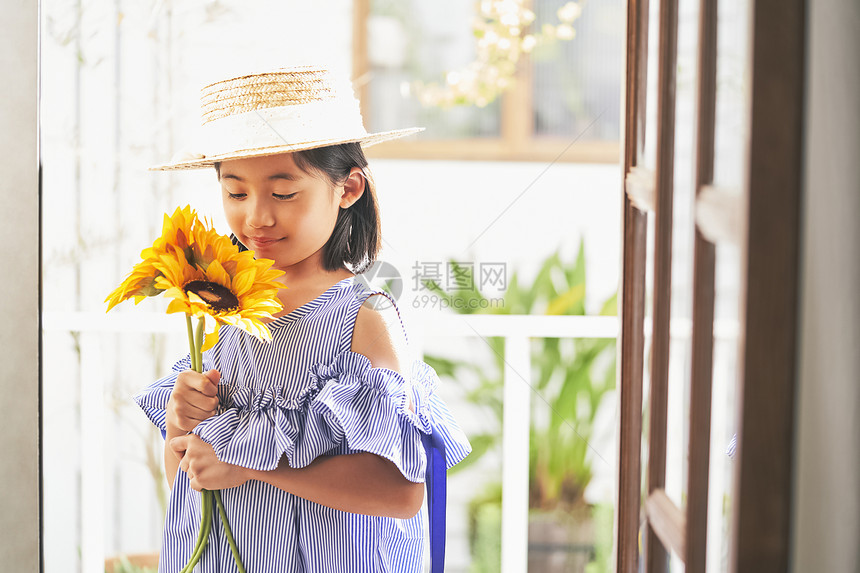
[220,172,301,182]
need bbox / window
[616,0,806,569]
[353,0,623,162]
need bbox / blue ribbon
[422,429,447,573]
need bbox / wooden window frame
[616,0,805,570]
[351,0,620,164]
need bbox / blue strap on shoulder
[422,429,447,573]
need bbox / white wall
[792,0,860,570]
[370,158,621,311]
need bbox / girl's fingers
[191,370,220,396]
[203,369,221,389]
[176,396,218,417]
[170,436,188,461]
[177,370,220,397]
[188,475,202,492]
[194,377,219,397]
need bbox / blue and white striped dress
[133,276,472,572]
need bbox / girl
[133,65,471,572]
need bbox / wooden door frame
[615,0,806,570]
[730,0,805,569]
[615,0,649,569]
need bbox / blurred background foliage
[420,240,617,572]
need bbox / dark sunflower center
[184,280,239,312]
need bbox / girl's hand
[166,369,220,435]
[170,434,250,492]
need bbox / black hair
[216,142,380,275]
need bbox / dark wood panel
[731,0,806,570]
[685,0,719,570]
[645,0,679,567]
[617,198,648,573]
[616,0,650,570]
[623,0,646,173]
[686,235,717,573]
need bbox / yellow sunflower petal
[166,298,191,315]
[206,259,232,289]
[231,268,256,297]
[200,325,220,352]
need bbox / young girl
[133,66,471,572]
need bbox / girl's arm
[170,435,424,519]
[249,453,425,519]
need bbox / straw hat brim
[149,126,424,171]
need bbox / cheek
[221,199,244,234]
[295,200,337,232]
[314,202,341,238]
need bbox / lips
[245,236,282,249]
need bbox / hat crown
[149,64,423,170]
[199,66,348,126]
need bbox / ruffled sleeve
[132,354,192,438]
[189,350,472,483]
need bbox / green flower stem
[181,316,245,571]
[185,314,199,373]
[214,490,247,573]
[181,489,212,573]
[194,316,206,373]
[181,490,204,573]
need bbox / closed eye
[225,192,297,200]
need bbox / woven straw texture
[149,65,422,171]
[200,67,338,125]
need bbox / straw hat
[150,65,423,171]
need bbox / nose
[246,195,275,229]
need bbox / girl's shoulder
[349,290,411,375]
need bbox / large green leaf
[524,250,561,312]
[421,241,618,510]
[545,283,586,316]
[599,291,618,316]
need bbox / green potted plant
[420,241,616,573]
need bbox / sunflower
[141,204,198,261]
[106,205,285,350]
[105,205,265,573]
[104,205,200,311]
[104,258,164,311]
[154,231,285,350]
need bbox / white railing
[43,311,619,572]
[43,310,742,572]
[418,313,619,573]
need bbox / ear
[339,167,366,208]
